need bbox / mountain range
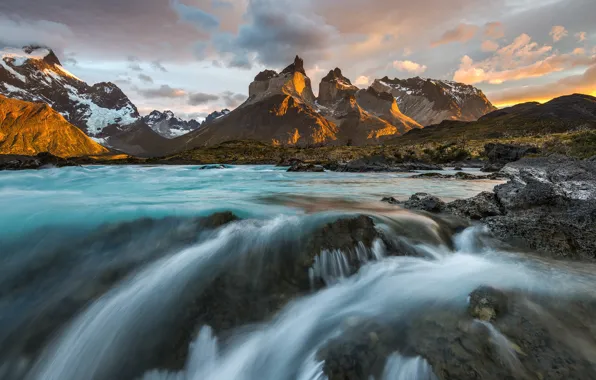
[7,45,581,158]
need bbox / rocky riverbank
[385,155,596,261]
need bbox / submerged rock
[198,164,228,170]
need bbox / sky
[1,0,595,120]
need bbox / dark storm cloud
[188,92,220,105]
[210,0,339,68]
[138,85,186,99]
[221,91,246,108]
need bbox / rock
[276,158,304,167]
[467,286,508,321]
[287,163,325,172]
[404,193,446,213]
[446,192,503,220]
[481,143,539,172]
[198,164,228,170]
[411,172,507,180]
[0,152,79,170]
[331,155,442,173]
[381,196,400,205]
[453,166,463,171]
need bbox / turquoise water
[0,165,500,238]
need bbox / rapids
[1,165,595,380]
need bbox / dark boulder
[287,163,325,172]
[404,193,446,213]
[446,192,503,220]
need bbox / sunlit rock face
[247,56,316,105]
[355,87,422,134]
[371,76,497,126]
[317,68,359,106]
[0,95,109,157]
[177,56,339,148]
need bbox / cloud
[484,22,505,40]
[127,56,142,71]
[393,60,427,74]
[150,61,168,72]
[454,36,595,85]
[354,75,371,86]
[188,92,220,105]
[481,40,500,52]
[170,0,220,32]
[138,74,153,83]
[210,0,339,68]
[221,91,246,108]
[0,15,74,53]
[489,62,596,106]
[576,32,587,42]
[138,84,186,98]
[550,25,568,42]
[431,23,479,47]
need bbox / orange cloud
[431,23,479,47]
[481,40,500,52]
[453,34,594,85]
[489,63,596,107]
[550,25,568,42]
[354,75,371,86]
[576,32,587,42]
[393,60,427,74]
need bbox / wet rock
[453,166,463,171]
[411,172,507,180]
[446,192,503,220]
[468,286,508,322]
[287,163,325,172]
[381,196,400,205]
[199,164,228,170]
[404,193,446,213]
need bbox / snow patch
[0,58,27,82]
[67,88,139,135]
[1,83,27,94]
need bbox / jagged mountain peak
[142,110,201,139]
[281,55,306,76]
[254,69,278,82]
[317,67,358,106]
[322,68,351,84]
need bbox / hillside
[0,95,109,157]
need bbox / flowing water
[1,165,595,380]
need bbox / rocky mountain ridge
[371,76,497,126]
[0,46,171,156]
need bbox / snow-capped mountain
[204,109,230,124]
[371,76,497,126]
[0,46,170,156]
[143,110,201,139]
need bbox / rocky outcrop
[481,143,540,172]
[142,110,201,139]
[317,68,358,106]
[0,152,81,170]
[390,155,596,260]
[0,46,170,156]
[371,76,496,126]
[411,171,507,180]
[320,284,596,380]
[329,155,443,172]
[0,95,109,157]
[287,163,325,172]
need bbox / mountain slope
[371,76,496,126]
[315,68,422,141]
[0,95,109,157]
[0,46,170,156]
[395,93,596,144]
